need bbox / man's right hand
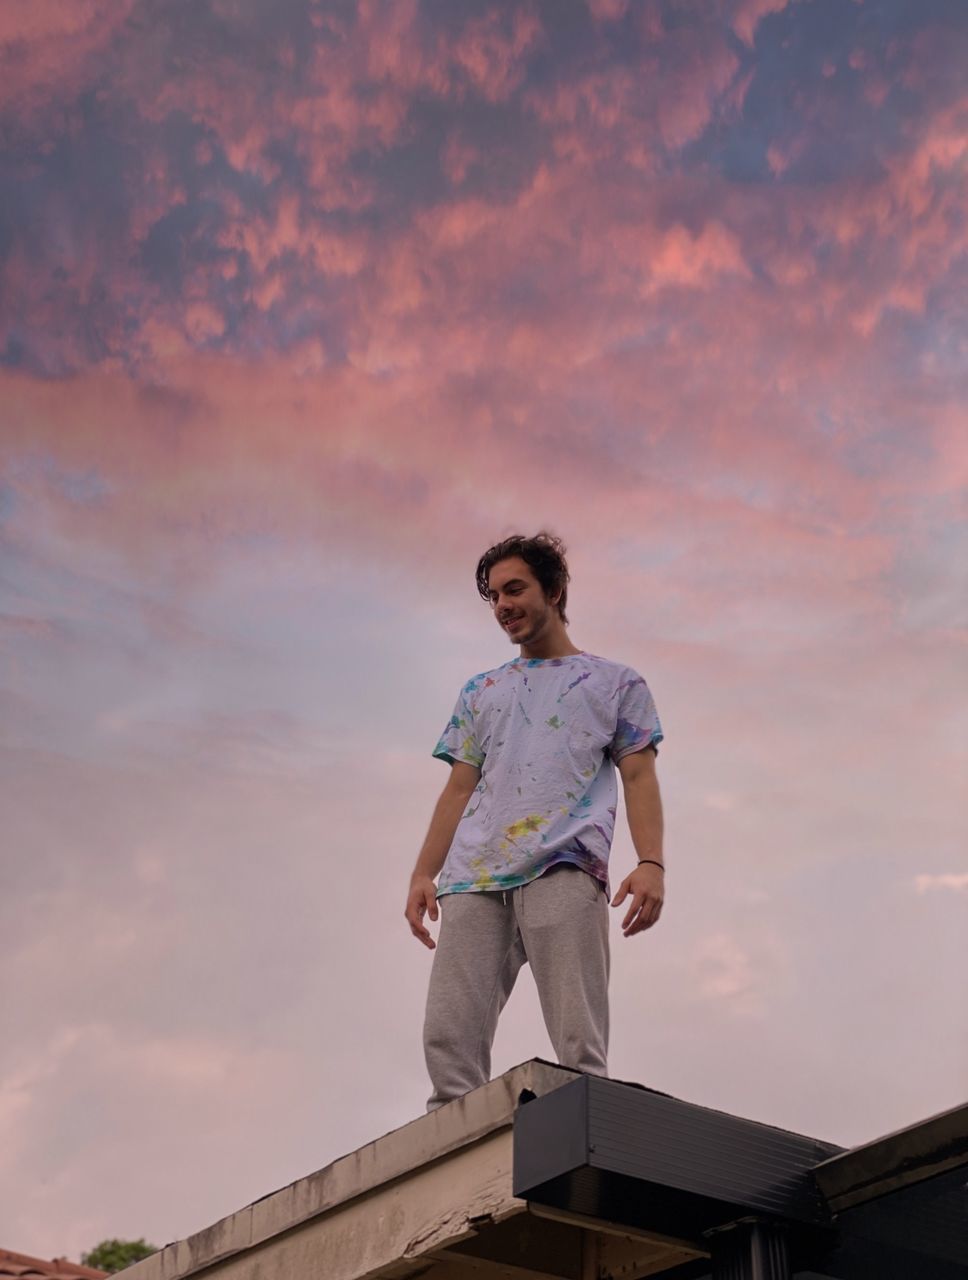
[405,875,440,949]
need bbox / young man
[405,532,665,1111]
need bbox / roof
[106,1060,968,1280]
[119,1060,668,1280]
[0,1251,107,1280]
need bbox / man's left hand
[611,862,664,936]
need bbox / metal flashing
[813,1099,968,1212]
[514,1074,840,1236]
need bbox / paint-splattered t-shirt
[432,652,663,896]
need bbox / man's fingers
[405,893,438,949]
[629,911,653,935]
[621,895,641,930]
[611,879,630,907]
[622,897,662,936]
[408,919,436,949]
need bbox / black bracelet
[637,859,665,871]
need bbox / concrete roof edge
[120,1060,578,1280]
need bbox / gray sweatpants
[423,863,610,1111]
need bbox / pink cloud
[525,23,741,154]
[587,0,628,21]
[452,6,543,104]
[656,37,740,151]
[0,2,961,629]
[731,0,789,48]
[440,129,481,187]
[914,874,968,895]
[635,220,750,291]
[0,0,102,42]
[0,332,907,651]
[2,74,960,580]
[0,1,134,114]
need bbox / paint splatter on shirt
[432,652,663,896]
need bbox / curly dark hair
[475,531,571,624]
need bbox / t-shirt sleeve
[611,670,664,760]
[432,684,485,768]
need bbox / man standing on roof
[405,532,666,1111]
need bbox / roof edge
[814,1099,968,1211]
[120,1059,578,1280]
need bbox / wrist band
[637,858,665,871]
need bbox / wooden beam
[527,1203,704,1258]
[432,1211,582,1280]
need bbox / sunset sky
[1,0,966,1258]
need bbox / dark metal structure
[513,1074,968,1279]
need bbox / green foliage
[80,1240,157,1274]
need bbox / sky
[1,0,966,1260]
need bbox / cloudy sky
[1,0,966,1259]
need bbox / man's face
[487,556,558,646]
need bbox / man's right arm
[405,761,481,949]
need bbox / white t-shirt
[432,651,663,896]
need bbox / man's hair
[475,531,571,624]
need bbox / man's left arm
[612,747,665,937]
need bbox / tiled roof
[0,1251,107,1280]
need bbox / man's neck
[519,627,582,661]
